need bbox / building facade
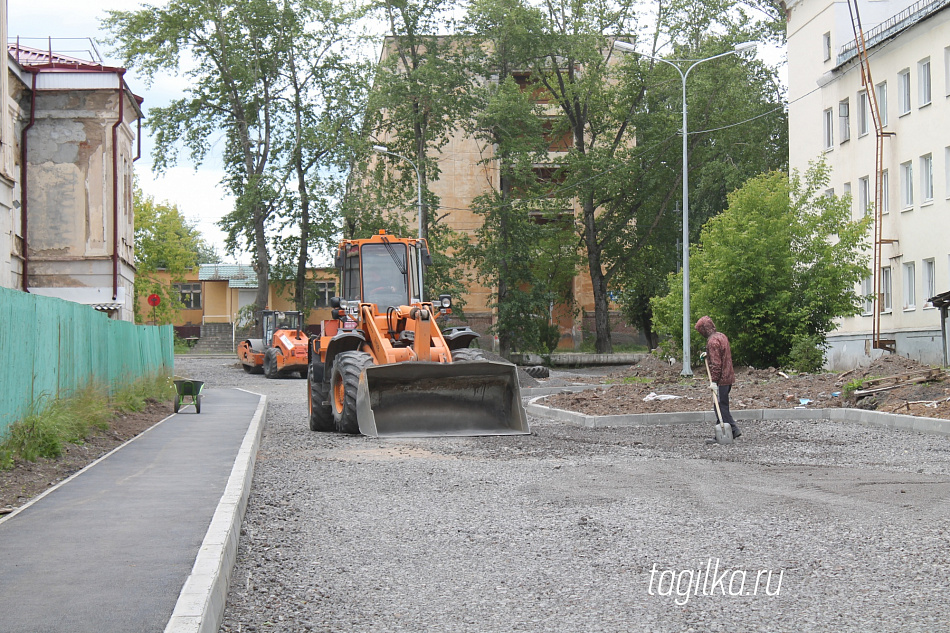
[2,38,143,321]
[786,0,950,367]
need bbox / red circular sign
[147,294,161,307]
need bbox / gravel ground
[175,357,950,633]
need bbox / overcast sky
[8,0,247,263]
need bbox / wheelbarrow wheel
[174,398,181,413]
[195,394,202,414]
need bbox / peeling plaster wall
[25,87,139,320]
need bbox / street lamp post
[613,40,756,376]
[372,144,425,302]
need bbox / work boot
[731,425,742,439]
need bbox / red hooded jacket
[695,316,734,386]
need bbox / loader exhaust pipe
[356,361,529,438]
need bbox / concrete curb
[164,390,268,633]
[526,396,950,436]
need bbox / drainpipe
[111,70,126,301]
[19,68,38,292]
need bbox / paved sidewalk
[0,388,266,633]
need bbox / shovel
[700,352,733,445]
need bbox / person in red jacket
[695,316,741,440]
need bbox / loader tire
[263,348,280,379]
[241,362,252,373]
[451,348,486,362]
[308,366,335,432]
[331,351,374,434]
[524,365,550,379]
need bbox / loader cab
[338,237,425,310]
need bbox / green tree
[133,188,212,324]
[345,0,476,304]
[105,0,287,314]
[461,0,579,357]
[650,162,871,368]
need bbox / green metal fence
[0,286,174,436]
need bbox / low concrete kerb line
[164,389,268,633]
[526,396,950,436]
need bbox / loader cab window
[408,243,422,302]
[341,245,361,301]
[361,243,410,308]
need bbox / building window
[857,91,869,136]
[900,161,914,208]
[918,58,931,106]
[822,108,834,149]
[875,81,888,126]
[903,262,916,310]
[862,276,874,314]
[920,153,934,202]
[882,266,892,312]
[923,259,936,307]
[843,182,852,215]
[858,176,870,217]
[823,32,832,62]
[310,281,337,308]
[881,169,889,214]
[898,69,911,115]
[176,283,202,310]
[839,99,850,143]
[946,147,950,198]
[946,47,950,96]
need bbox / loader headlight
[439,294,452,309]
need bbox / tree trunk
[581,195,612,354]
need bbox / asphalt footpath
[0,387,267,633]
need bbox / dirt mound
[542,355,950,420]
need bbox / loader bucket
[356,361,530,438]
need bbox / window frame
[857,90,870,136]
[898,68,912,116]
[822,108,834,150]
[900,160,914,209]
[881,169,890,214]
[903,261,916,310]
[858,176,870,217]
[175,282,202,310]
[875,81,888,127]
[920,153,934,203]
[918,58,932,107]
[862,276,874,315]
[823,32,832,62]
[881,266,893,313]
[923,259,936,308]
[839,99,851,143]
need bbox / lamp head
[734,41,757,53]
[372,145,388,153]
[612,40,637,54]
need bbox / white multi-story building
[786,0,950,367]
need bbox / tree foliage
[132,187,215,324]
[650,162,871,368]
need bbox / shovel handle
[703,355,724,423]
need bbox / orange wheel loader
[237,310,309,379]
[307,230,529,437]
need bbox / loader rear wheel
[309,366,334,432]
[241,363,253,373]
[331,351,374,434]
[263,348,280,379]
[451,348,486,362]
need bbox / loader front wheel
[263,348,280,379]
[309,366,335,432]
[331,351,374,434]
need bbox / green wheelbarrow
[173,379,204,414]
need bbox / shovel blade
[714,422,734,445]
[356,361,529,438]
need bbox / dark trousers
[716,384,739,433]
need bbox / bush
[787,334,827,373]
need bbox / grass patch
[0,374,174,470]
